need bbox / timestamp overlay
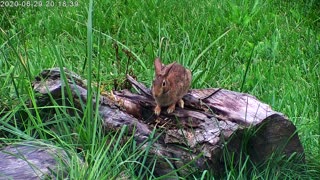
[0,1,79,8]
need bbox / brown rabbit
[152,57,192,116]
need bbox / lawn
[1,0,319,179]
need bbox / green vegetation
[1,0,319,179]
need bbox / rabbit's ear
[154,58,162,75]
[163,62,176,75]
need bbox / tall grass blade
[240,44,255,92]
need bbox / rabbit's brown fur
[152,58,192,115]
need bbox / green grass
[1,0,319,179]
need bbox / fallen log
[1,68,304,178]
[0,141,72,179]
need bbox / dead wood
[1,68,305,178]
[0,141,73,179]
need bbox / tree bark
[1,68,305,178]
[0,141,70,179]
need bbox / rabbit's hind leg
[177,99,184,109]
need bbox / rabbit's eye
[162,80,166,87]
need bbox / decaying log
[1,68,304,178]
[0,141,72,179]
